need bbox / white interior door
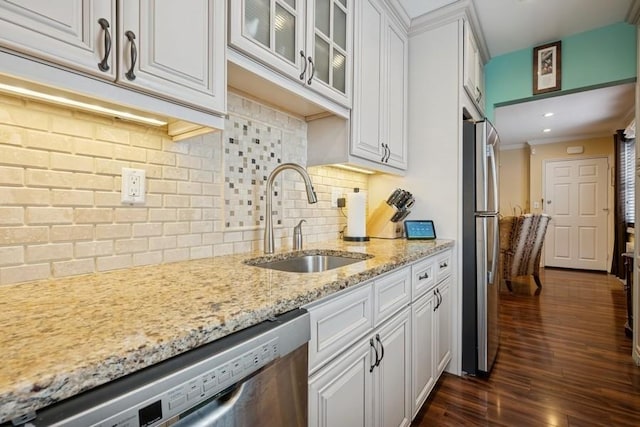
[544,157,609,270]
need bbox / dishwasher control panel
[96,338,280,427]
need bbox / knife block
[367,202,405,239]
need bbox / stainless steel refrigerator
[462,118,500,376]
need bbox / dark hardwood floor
[413,268,640,426]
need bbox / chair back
[501,214,552,279]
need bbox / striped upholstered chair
[499,213,552,292]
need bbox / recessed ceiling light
[543,128,551,133]
[543,112,554,117]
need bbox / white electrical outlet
[331,189,342,208]
[121,168,146,204]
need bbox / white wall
[370,18,464,375]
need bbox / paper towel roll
[346,189,367,239]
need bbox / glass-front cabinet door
[229,0,351,107]
[307,0,351,105]
[230,0,306,82]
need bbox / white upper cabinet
[351,0,408,170]
[463,20,484,113]
[308,0,351,104]
[384,16,408,169]
[0,0,117,79]
[229,0,352,107]
[0,0,226,118]
[119,0,226,113]
[229,0,306,83]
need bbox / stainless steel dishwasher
[25,309,309,427]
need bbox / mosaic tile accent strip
[224,116,283,230]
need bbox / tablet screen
[404,220,436,240]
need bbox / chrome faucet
[264,163,317,254]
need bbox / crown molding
[408,0,489,63]
[385,0,412,31]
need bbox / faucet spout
[264,163,317,254]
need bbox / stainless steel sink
[246,252,372,273]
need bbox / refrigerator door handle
[487,143,499,213]
[487,215,500,286]
[476,211,499,217]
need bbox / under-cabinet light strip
[0,83,167,126]
[330,164,377,175]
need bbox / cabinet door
[476,58,485,112]
[306,0,352,106]
[118,0,226,113]
[375,308,411,427]
[435,277,452,375]
[463,20,482,110]
[309,339,374,427]
[351,0,384,163]
[229,0,306,84]
[411,289,436,417]
[0,0,116,79]
[384,17,408,170]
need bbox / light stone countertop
[0,238,453,424]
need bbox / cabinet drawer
[308,284,374,373]
[435,251,452,283]
[373,267,411,326]
[411,257,436,300]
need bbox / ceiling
[494,83,635,147]
[397,0,637,147]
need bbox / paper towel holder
[343,188,370,242]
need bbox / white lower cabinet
[374,307,411,427]
[411,287,436,416]
[309,307,411,427]
[435,277,452,375]
[309,338,373,427]
[411,275,452,417]
[307,248,454,426]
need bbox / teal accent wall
[484,22,637,121]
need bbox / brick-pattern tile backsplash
[0,91,368,285]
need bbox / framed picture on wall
[533,41,561,95]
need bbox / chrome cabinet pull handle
[375,334,384,367]
[418,272,429,280]
[307,56,314,85]
[299,50,307,80]
[380,143,390,163]
[369,338,379,372]
[97,18,112,72]
[125,30,137,81]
